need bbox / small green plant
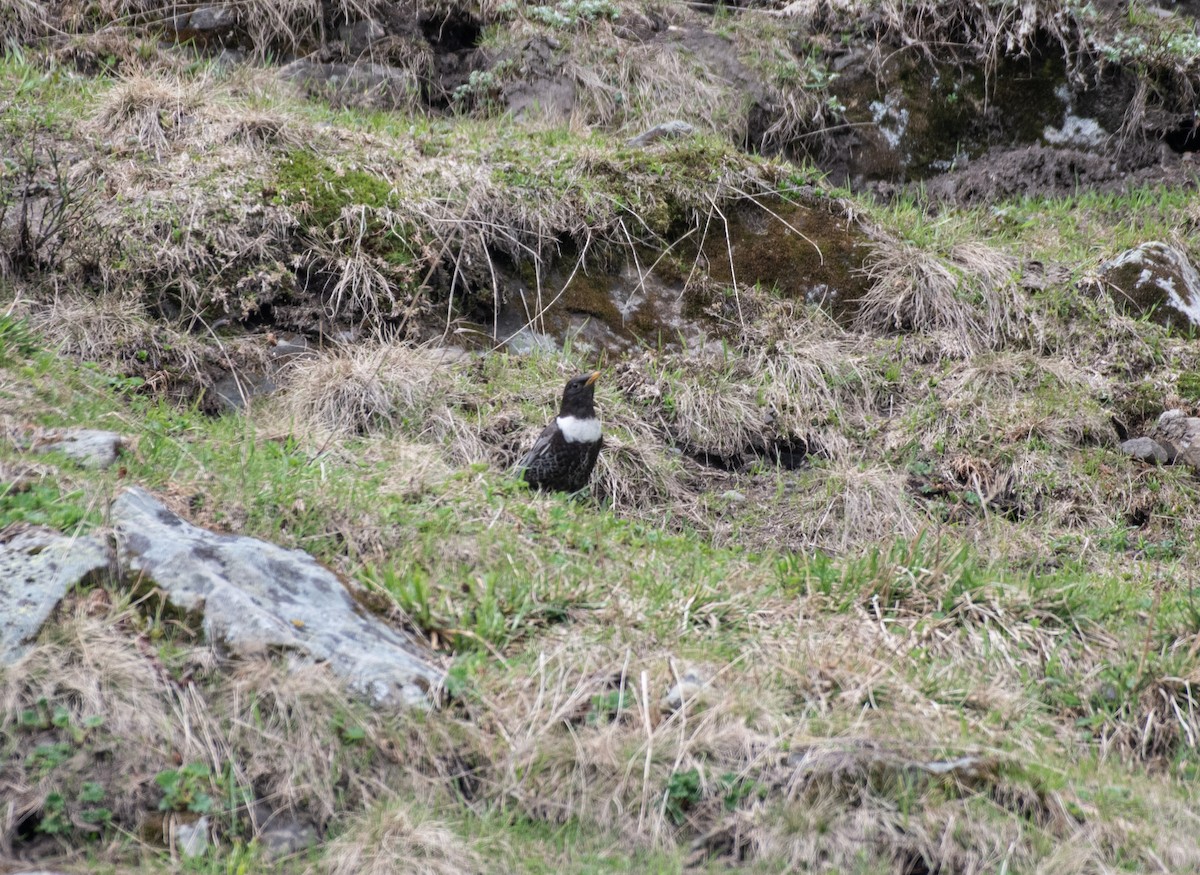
[587,689,629,725]
[0,483,96,532]
[156,762,215,814]
[662,768,703,825]
[527,0,619,28]
[331,710,368,745]
[452,69,503,114]
[38,791,70,835]
[0,312,38,362]
[718,772,765,811]
[26,742,74,774]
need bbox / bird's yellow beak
[585,371,601,387]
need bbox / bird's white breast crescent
[557,415,601,443]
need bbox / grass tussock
[0,596,462,856]
[855,240,1026,356]
[278,344,460,438]
[0,0,47,43]
[319,801,484,875]
[91,73,208,156]
[799,459,922,553]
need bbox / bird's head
[559,371,600,418]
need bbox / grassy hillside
[3,1,1200,872]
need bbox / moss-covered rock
[1099,241,1200,333]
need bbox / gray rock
[339,18,386,56]
[1151,409,1200,468]
[170,6,238,42]
[213,371,277,412]
[269,333,313,363]
[1120,436,1170,464]
[279,61,417,110]
[662,665,711,712]
[36,429,124,469]
[1099,242,1200,332]
[111,487,442,707]
[0,527,111,663]
[504,327,557,354]
[175,815,210,858]
[626,120,696,147]
[259,816,319,860]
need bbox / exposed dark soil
[883,144,1200,205]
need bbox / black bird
[518,371,602,493]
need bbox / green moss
[1177,371,1200,401]
[274,148,395,228]
[694,197,872,323]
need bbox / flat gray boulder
[111,487,442,707]
[626,120,696,147]
[35,429,124,469]
[0,527,111,663]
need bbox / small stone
[626,120,696,148]
[340,18,386,56]
[259,817,319,860]
[722,490,747,503]
[213,371,277,411]
[662,666,711,712]
[170,6,237,42]
[504,327,557,355]
[279,61,417,111]
[1151,409,1200,468]
[1120,437,1169,465]
[175,815,209,858]
[268,333,313,362]
[36,429,124,469]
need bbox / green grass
[6,8,1200,869]
[7,239,1200,875]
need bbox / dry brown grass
[443,610,1200,875]
[1,606,183,845]
[590,417,696,520]
[795,459,922,553]
[744,303,876,445]
[658,356,769,461]
[91,73,209,156]
[855,239,1026,356]
[0,595,458,858]
[873,0,1090,76]
[14,292,261,402]
[0,0,48,43]
[276,344,489,468]
[318,800,484,875]
[565,27,734,136]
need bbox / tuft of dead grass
[0,593,462,857]
[318,800,483,875]
[797,459,922,554]
[659,356,770,462]
[1,606,181,843]
[277,344,473,448]
[873,0,1091,79]
[0,0,48,44]
[855,240,1026,356]
[91,73,208,157]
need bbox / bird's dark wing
[517,421,558,471]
